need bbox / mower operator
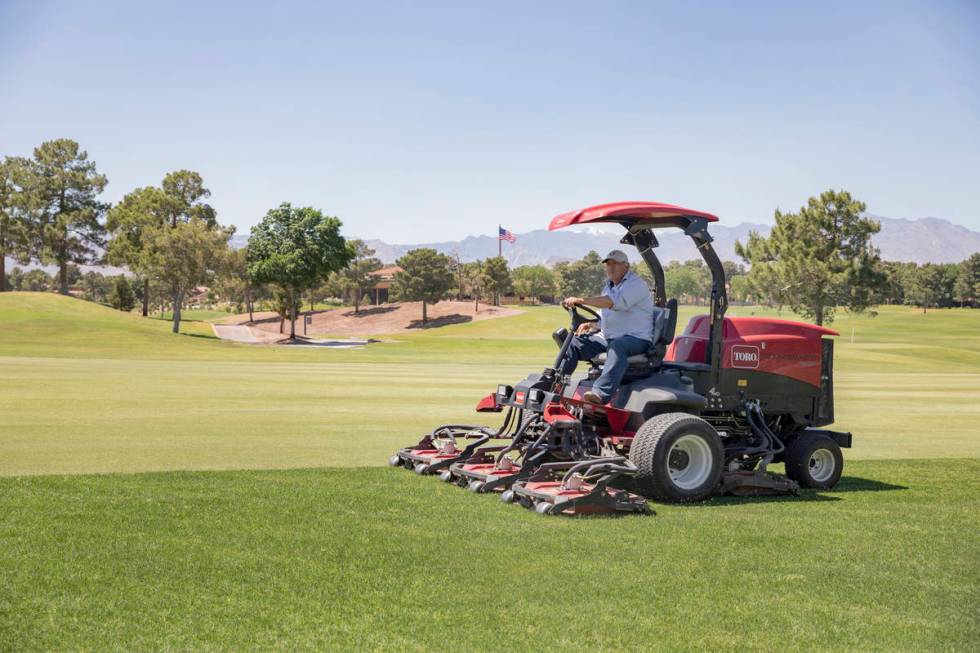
[560,250,655,405]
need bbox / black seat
[592,298,678,369]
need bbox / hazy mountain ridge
[359,216,980,266]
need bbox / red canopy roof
[548,201,719,231]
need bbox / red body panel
[475,393,501,412]
[549,201,719,231]
[666,316,838,388]
[456,462,521,478]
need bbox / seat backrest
[660,298,678,345]
[648,298,678,353]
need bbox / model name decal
[731,345,760,369]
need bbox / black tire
[629,413,724,503]
[784,432,843,489]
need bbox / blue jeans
[558,334,651,401]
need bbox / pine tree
[735,190,883,325]
[30,139,108,294]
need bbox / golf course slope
[1,292,978,651]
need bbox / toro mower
[390,201,852,516]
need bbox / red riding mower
[390,201,852,516]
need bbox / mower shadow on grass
[696,492,842,508]
[692,475,908,508]
[828,476,909,493]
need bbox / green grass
[2,461,977,651]
[0,292,978,651]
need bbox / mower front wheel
[629,413,724,503]
[784,432,843,489]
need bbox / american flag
[498,226,517,243]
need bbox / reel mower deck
[506,459,652,516]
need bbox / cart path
[211,324,259,343]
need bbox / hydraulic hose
[746,404,785,456]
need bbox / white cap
[602,249,629,264]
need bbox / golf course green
[1,293,978,651]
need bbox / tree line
[3,144,976,332]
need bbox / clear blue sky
[2,0,978,241]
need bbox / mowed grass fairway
[1,293,978,651]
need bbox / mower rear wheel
[784,432,843,489]
[629,413,723,503]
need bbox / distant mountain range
[9,215,978,277]
[354,215,980,266]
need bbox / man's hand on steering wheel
[575,322,597,336]
[562,297,600,336]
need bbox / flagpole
[498,224,501,258]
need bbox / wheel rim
[808,448,836,483]
[667,434,713,490]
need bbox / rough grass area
[0,293,978,650]
[1,460,977,651]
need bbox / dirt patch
[237,301,522,339]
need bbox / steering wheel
[549,302,602,375]
[565,302,600,331]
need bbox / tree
[392,248,454,323]
[336,239,383,313]
[270,287,301,334]
[142,219,232,332]
[729,274,752,303]
[461,260,492,311]
[246,203,352,339]
[5,266,25,290]
[161,170,216,228]
[735,190,883,325]
[511,265,555,303]
[874,260,917,305]
[80,271,111,303]
[29,139,108,294]
[482,256,511,306]
[555,251,605,298]
[107,171,216,316]
[215,247,263,319]
[22,268,53,291]
[0,157,32,292]
[107,275,136,311]
[664,262,704,303]
[905,263,957,313]
[953,253,979,307]
[106,186,171,315]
